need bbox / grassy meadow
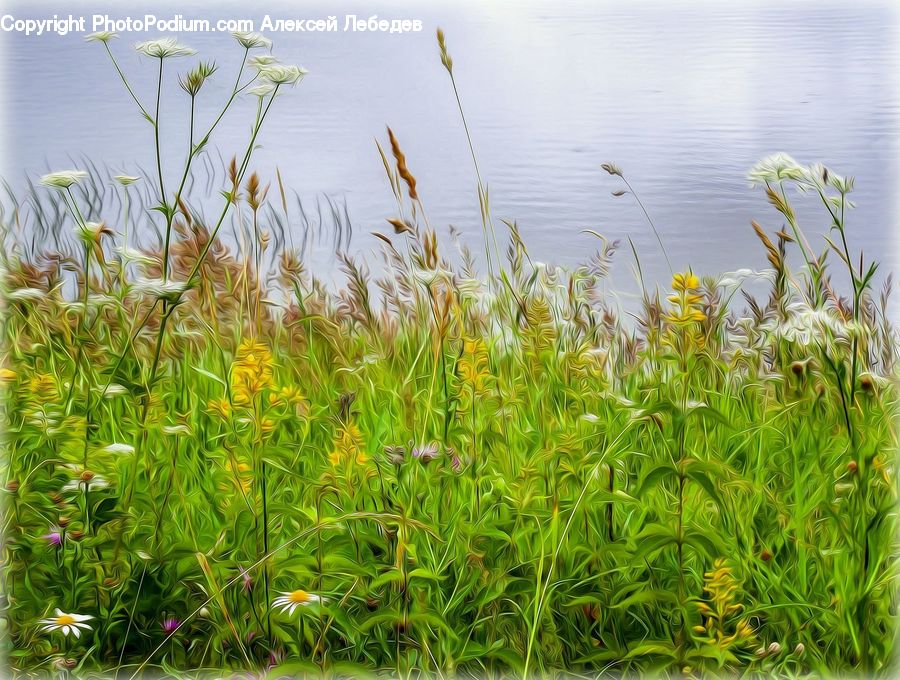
[1,30,898,679]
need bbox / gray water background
[2,0,898,300]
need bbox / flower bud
[794,642,805,655]
[768,642,782,655]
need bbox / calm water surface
[2,1,898,294]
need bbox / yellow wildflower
[458,336,490,392]
[207,398,232,419]
[693,558,754,650]
[268,384,306,408]
[231,339,274,406]
[222,457,252,494]
[672,272,700,292]
[664,271,707,327]
[329,422,369,467]
[28,373,58,402]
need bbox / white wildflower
[258,63,307,85]
[248,54,279,69]
[748,153,807,186]
[248,82,278,98]
[273,590,326,615]
[116,246,158,267]
[39,610,93,638]
[131,277,187,301]
[40,170,88,190]
[135,37,195,58]
[85,31,117,43]
[232,31,272,50]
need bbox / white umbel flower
[273,589,325,615]
[85,31,117,43]
[748,153,807,186]
[248,82,278,98]
[135,37,196,58]
[232,31,272,50]
[40,170,88,189]
[258,63,308,85]
[131,277,187,301]
[248,54,279,69]
[116,247,158,267]
[40,609,93,638]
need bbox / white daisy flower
[39,609,93,638]
[40,170,88,190]
[135,37,195,59]
[273,589,325,616]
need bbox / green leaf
[636,463,678,497]
[623,640,678,660]
[610,589,679,609]
[683,528,719,560]
[684,465,724,509]
[191,365,226,387]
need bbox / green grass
[1,29,897,679]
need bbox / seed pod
[847,460,858,474]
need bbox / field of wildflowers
[1,30,897,679]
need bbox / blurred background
[1,0,898,294]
